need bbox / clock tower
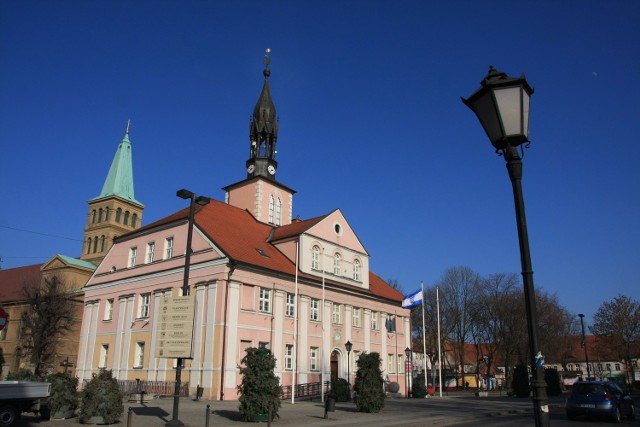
[246,48,278,180]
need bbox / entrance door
[330,350,339,381]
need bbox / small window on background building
[131,213,138,228]
[128,247,138,267]
[259,288,271,313]
[332,303,342,324]
[353,307,361,328]
[134,342,145,368]
[286,293,295,317]
[164,237,174,259]
[310,347,319,371]
[285,345,293,370]
[311,246,320,270]
[104,299,114,321]
[310,298,320,321]
[116,208,122,223]
[146,242,155,263]
[124,211,130,226]
[138,293,150,318]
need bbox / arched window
[124,211,130,226]
[98,208,103,223]
[93,237,98,253]
[353,259,361,281]
[131,213,138,228]
[275,198,282,226]
[91,210,97,224]
[268,195,275,224]
[100,235,106,252]
[333,253,341,276]
[87,238,92,254]
[116,208,122,222]
[105,207,110,221]
[311,246,320,270]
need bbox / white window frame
[352,307,361,328]
[285,344,293,370]
[146,241,155,264]
[332,303,342,324]
[275,197,282,226]
[134,342,145,368]
[333,253,341,276]
[99,344,109,368]
[310,298,320,321]
[128,246,138,268]
[388,353,395,374]
[259,288,271,313]
[371,311,379,330]
[353,259,361,281]
[311,246,320,270]
[268,195,275,224]
[104,299,114,321]
[164,237,174,259]
[310,347,319,371]
[285,293,295,317]
[398,354,404,374]
[138,293,151,318]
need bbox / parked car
[566,381,635,422]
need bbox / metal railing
[281,381,330,400]
[117,380,189,397]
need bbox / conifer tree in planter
[79,370,124,424]
[411,373,428,398]
[43,372,79,419]
[353,352,385,413]
[237,347,282,422]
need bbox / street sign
[153,295,196,359]
[0,306,8,331]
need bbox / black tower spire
[246,48,279,180]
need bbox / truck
[0,381,51,426]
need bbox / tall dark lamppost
[345,340,353,386]
[167,189,210,427]
[404,347,412,398]
[463,66,549,427]
[578,314,591,380]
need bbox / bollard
[127,407,133,427]
[267,406,272,427]
[324,396,336,419]
[205,404,210,427]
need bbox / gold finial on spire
[263,48,271,78]
[125,119,131,135]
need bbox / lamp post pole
[345,340,352,387]
[167,189,210,427]
[405,347,412,398]
[578,314,591,380]
[463,67,549,427]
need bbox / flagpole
[321,247,325,404]
[421,281,427,381]
[292,241,299,405]
[437,286,443,397]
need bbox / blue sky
[1,1,639,322]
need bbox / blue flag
[402,289,423,308]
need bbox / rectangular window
[332,303,342,324]
[146,242,155,263]
[164,237,174,259]
[104,299,114,321]
[134,342,145,368]
[139,293,151,318]
[286,293,295,317]
[310,347,319,371]
[128,246,138,267]
[259,288,271,313]
[352,307,361,328]
[386,315,396,332]
[310,298,320,321]
[388,354,395,374]
[615,363,620,370]
[285,344,293,370]
[398,354,404,374]
[259,341,271,350]
[371,311,378,330]
[99,344,109,368]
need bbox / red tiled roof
[122,199,403,304]
[0,263,42,302]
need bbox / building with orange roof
[76,57,410,400]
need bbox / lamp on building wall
[578,314,591,380]
[345,340,353,386]
[404,347,412,398]
[167,189,210,427]
[463,66,549,427]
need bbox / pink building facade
[76,58,410,400]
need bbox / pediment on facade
[305,209,368,255]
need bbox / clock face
[247,165,255,174]
[268,165,276,175]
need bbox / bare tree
[20,275,81,378]
[590,295,640,389]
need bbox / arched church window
[333,253,341,276]
[91,210,97,224]
[124,211,130,226]
[105,207,110,221]
[116,208,122,223]
[98,208,103,223]
[268,195,275,224]
[93,237,98,253]
[87,238,92,254]
[100,235,106,252]
[275,198,282,226]
[131,213,138,228]
[311,246,320,270]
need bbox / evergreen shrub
[353,352,385,413]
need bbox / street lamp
[404,347,412,398]
[463,66,549,427]
[167,189,210,427]
[345,340,352,386]
[578,314,591,380]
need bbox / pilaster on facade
[273,289,285,375]
[78,301,98,383]
[322,299,332,383]
[363,308,371,352]
[120,295,135,379]
[190,282,208,388]
[202,282,218,392]
[298,296,310,384]
[381,312,389,372]
[224,281,241,392]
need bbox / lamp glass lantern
[462,66,534,152]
